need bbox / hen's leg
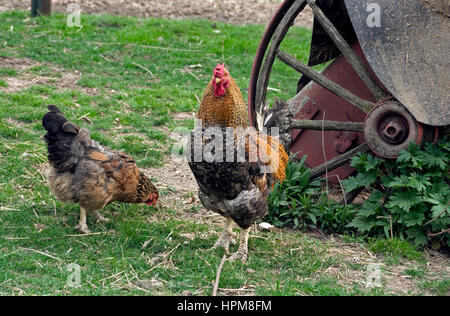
[228,227,250,264]
[94,210,110,223]
[75,207,90,234]
[211,218,237,254]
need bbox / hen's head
[211,63,230,97]
[145,192,159,206]
[138,172,159,206]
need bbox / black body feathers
[187,127,268,229]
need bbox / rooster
[188,64,288,263]
[42,105,159,234]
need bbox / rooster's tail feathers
[256,102,269,132]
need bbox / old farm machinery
[249,0,449,198]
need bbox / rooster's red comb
[213,63,226,78]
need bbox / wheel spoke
[291,119,364,132]
[307,0,386,101]
[277,49,374,113]
[255,0,307,114]
[310,143,370,180]
[340,186,365,205]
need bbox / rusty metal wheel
[364,101,438,159]
[248,0,438,201]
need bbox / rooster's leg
[228,227,249,264]
[94,210,110,223]
[211,218,237,254]
[75,207,90,234]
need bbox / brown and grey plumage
[188,64,288,263]
[43,105,158,234]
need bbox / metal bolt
[382,121,403,141]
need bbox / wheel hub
[364,101,419,158]
[378,114,409,145]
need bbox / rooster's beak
[215,78,221,84]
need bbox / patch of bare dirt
[297,234,449,295]
[0,56,35,70]
[420,0,450,17]
[4,117,33,128]
[144,159,198,207]
[324,183,370,204]
[0,0,314,28]
[0,56,97,94]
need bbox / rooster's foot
[228,248,248,264]
[211,231,237,254]
[227,227,249,264]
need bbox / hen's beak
[215,78,221,84]
[145,193,158,206]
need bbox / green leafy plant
[343,139,450,247]
[267,156,355,233]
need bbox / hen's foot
[94,211,110,223]
[75,223,91,234]
[211,230,237,254]
[76,207,90,234]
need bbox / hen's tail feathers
[42,105,83,171]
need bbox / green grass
[0,11,448,296]
[421,279,450,296]
[0,67,18,76]
[367,239,425,264]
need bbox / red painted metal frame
[288,43,375,183]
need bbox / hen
[188,64,288,263]
[42,105,158,234]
